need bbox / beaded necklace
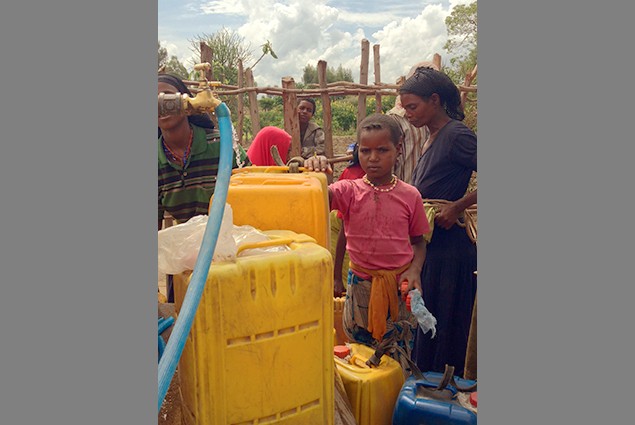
[162,126,193,167]
[362,174,398,192]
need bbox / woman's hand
[435,202,461,230]
[435,190,477,230]
[304,155,332,174]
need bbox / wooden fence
[159,40,477,228]
[175,39,477,157]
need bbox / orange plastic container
[217,167,330,249]
[174,231,334,425]
[334,343,405,425]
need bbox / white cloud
[336,10,404,27]
[200,0,247,15]
[160,0,472,86]
[371,4,451,83]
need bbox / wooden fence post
[318,60,333,158]
[433,53,442,73]
[357,39,370,126]
[237,60,245,145]
[245,68,260,137]
[282,77,301,158]
[200,43,214,80]
[461,64,478,109]
[373,44,382,113]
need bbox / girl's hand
[334,278,345,298]
[304,155,332,173]
[399,269,422,294]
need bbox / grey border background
[1,1,634,424]
[0,1,156,423]
[480,1,635,424]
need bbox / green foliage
[259,96,283,111]
[259,108,284,128]
[363,96,397,116]
[251,95,390,137]
[189,28,253,86]
[158,41,189,79]
[302,63,354,85]
[444,2,477,65]
[158,42,167,68]
[164,57,189,80]
[257,95,284,129]
[188,31,277,86]
[443,2,477,133]
[330,98,358,134]
[251,40,278,69]
[462,100,477,134]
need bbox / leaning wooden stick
[269,145,353,167]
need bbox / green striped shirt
[158,124,248,224]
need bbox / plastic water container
[335,343,404,425]
[174,230,334,425]
[219,168,330,249]
[392,373,477,425]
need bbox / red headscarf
[246,126,292,166]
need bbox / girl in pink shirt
[305,113,429,374]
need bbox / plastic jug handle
[414,381,458,400]
[236,238,294,255]
[349,354,371,369]
[258,165,308,174]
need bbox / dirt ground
[158,303,182,425]
[330,135,357,179]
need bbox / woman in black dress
[399,67,477,377]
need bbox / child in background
[305,113,429,373]
[297,98,326,159]
[339,142,364,180]
[246,126,292,166]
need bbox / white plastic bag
[409,289,437,338]
[157,204,237,275]
[232,225,290,257]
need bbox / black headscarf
[158,74,215,137]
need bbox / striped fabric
[389,114,429,184]
[158,124,247,224]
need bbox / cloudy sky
[158,0,473,87]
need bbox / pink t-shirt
[329,179,429,278]
[339,164,365,181]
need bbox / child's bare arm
[400,236,427,294]
[333,226,347,297]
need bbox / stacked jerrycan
[334,343,405,425]
[226,166,330,249]
[174,166,334,425]
[392,369,478,425]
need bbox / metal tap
[158,63,223,116]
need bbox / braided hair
[357,113,404,147]
[399,67,465,121]
[158,74,215,137]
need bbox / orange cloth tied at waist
[350,261,410,342]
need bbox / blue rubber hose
[158,316,174,335]
[158,335,166,360]
[158,316,175,360]
[157,102,234,411]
